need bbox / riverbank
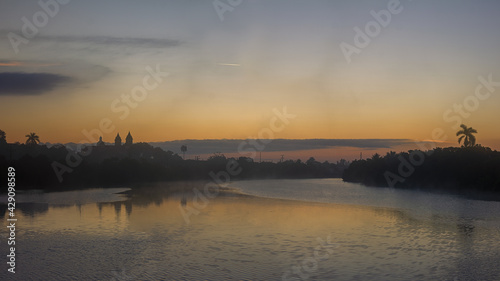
[342,146,500,198]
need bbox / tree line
[343,125,500,196]
[0,130,348,190]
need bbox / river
[1,179,499,280]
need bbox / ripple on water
[2,180,500,280]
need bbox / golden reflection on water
[13,187,404,237]
[2,181,500,280]
[6,181,489,246]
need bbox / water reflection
[18,202,49,217]
[0,180,499,280]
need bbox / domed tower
[115,133,122,146]
[97,136,105,146]
[125,132,133,146]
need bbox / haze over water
[1,179,499,280]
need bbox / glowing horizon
[1,0,499,160]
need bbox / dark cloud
[0,28,183,48]
[149,139,417,155]
[0,72,72,95]
[41,35,182,48]
[0,60,111,88]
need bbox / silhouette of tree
[337,159,349,168]
[0,129,6,144]
[181,145,187,160]
[306,157,317,165]
[456,124,477,148]
[207,152,226,163]
[343,145,500,194]
[25,132,40,146]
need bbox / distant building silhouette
[125,132,133,146]
[96,132,132,147]
[97,136,105,146]
[115,133,122,146]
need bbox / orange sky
[1,1,499,160]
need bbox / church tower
[97,136,105,146]
[115,133,122,146]
[125,132,133,146]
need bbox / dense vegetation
[0,141,347,190]
[342,146,500,194]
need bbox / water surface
[1,179,499,280]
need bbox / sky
[1,0,499,161]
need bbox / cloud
[0,72,72,95]
[59,63,112,84]
[0,29,183,48]
[0,59,112,87]
[0,61,23,67]
[39,35,182,48]
[0,60,62,67]
[149,139,418,155]
[217,63,241,67]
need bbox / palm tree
[456,124,477,148]
[25,132,40,146]
[181,145,187,160]
[0,129,6,144]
